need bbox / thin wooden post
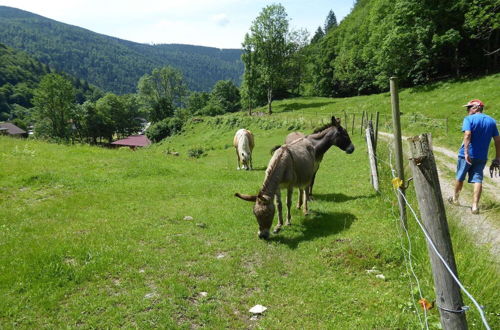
[344,110,348,128]
[366,121,379,193]
[360,111,365,135]
[351,114,355,135]
[390,77,407,229]
[408,134,467,330]
[374,111,380,152]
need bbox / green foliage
[302,0,500,97]
[242,4,305,114]
[0,42,102,125]
[0,6,243,94]
[187,146,207,158]
[145,117,184,143]
[311,26,325,44]
[32,73,76,140]
[138,66,187,123]
[324,9,338,33]
[203,80,240,114]
[186,91,210,115]
[95,93,142,141]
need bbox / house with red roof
[111,135,151,150]
[0,122,27,138]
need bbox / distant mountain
[0,6,244,94]
[0,42,102,121]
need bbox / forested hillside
[0,43,102,125]
[0,6,244,94]
[302,0,500,97]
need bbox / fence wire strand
[380,139,491,330]
[386,146,429,329]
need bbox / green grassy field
[1,74,499,328]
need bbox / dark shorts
[456,156,487,183]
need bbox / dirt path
[379,132,500,262]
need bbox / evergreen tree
[311,26,325,44]
[324,10,338,33]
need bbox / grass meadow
[1,74,499,328]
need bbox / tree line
[0,6,243,94]
[241,0,500,112]
[1,42,241,143]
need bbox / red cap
[463,99,484,107]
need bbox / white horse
[233,129,254,170]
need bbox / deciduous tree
[138,66,187,122]
[32,73,75,140]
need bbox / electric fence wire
[381,141,491,330]
[385,146,429,329]
[396,189,491,330]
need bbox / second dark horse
[274,116,354,206]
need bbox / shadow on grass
[269,211,356,249]
[250,166,267,172]
[278,101,334,113]
[313,192,377,203]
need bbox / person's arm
[463,130,472,164]
[494,135,500,161]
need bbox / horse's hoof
[237,167,240,170]
[273,226,282,234]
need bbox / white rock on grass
[249,304,267,314]
[199,292,208,297]
[183,216,193,221]
[376,274,386,280]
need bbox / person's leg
[472,183,482,214]
[452,180,463,203]
[469,159,486,214]
[449,157,467,205]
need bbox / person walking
[448,99,500,214]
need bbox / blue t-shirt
[458,113,499,160]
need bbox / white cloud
[211,13,229,27]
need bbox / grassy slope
[0,75,499,328]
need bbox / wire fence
[378,137,491,330]
[275,111,451,135]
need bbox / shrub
[146,117,184,143]
[187,147,206,158]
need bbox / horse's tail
[270,145,281,155]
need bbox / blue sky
[0,0,355,48]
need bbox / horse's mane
[312,122,332,134]
[260,146,288,195]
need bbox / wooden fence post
[390,77,407,229]
[351,114,355,135]
[360,111,365,135]
[408,134,467,330]
[366,121,379,192]
[344,110,348,128]
[374,111,380,152]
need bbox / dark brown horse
[236,116,354,239]
[278,116,354,203]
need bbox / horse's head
[235,192,275,239]
[240,151,251,170]
[328,116,355,154]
